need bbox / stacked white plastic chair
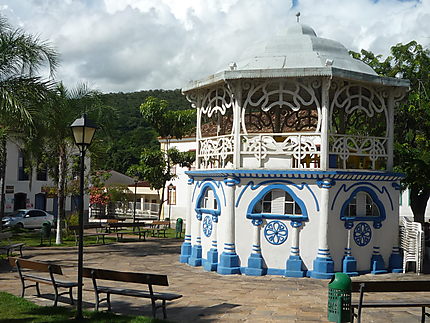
[400,217,424,273]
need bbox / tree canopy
[351,41,430,223]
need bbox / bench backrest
[8,257,63,275]
[152,221,170,227]
[351,280,430,293]
[69,224,104,231]
[82,267,168,286]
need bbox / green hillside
[93,89,192,174]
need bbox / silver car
[1,209,54,229]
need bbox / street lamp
[70,114,97,320]
[168,183,174,220]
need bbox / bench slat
[83,267,168,286]
[9,257,62,275]
[97,286,182,300]
[352,280,430,292]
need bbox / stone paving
[0,238,427,322]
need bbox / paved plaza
[0,238,427,322]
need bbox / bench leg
[422,306,426,323]
[107,293,111,311]
[53,285,59,306]
[69,287,74,305]
[35,282,41,297]
[19,245,23,257]
[151,298,157,318]
[162,299,167,319]
[95,291,100,311]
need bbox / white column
[387,88,395,171]
[252,222,261,254]
[180,178,193,263]
[232,81,242,169]
[320,78,331,170]
[310,179,335,279]
[290,225,300,257]
[217,177,240,274]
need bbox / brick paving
[0,238,427,322]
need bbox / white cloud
[0,0,428,92]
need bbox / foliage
[89,186,110,206]
[0,15,58,216]
[351,41,430,223]
[95,89,191,173]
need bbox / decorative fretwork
[241,133,321,169]
[330,82,388,137]
[199,85,234,138]
[198,134,234,169]
[329,134,387,169]
[241,79,321,134]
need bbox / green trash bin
[40,221,52,246]
[175,218,183,238]
[327,272,352,323]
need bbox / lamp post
[70,114,97,320]
[168,183,174,220]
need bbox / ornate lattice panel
[198,134,234,169]
[199,85,234,138]
[241,79,321,134]
[329,81,389,170]
[241,133,321,169]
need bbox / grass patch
[0,291,167,322]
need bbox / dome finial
[296,12,300,23]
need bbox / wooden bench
[148,220,170,238]
[9,257,78,306]
[0,231,24,257]
[107,222,153,241]
[69,224,109,245]
[82,267,182,318]
[351,280,430,323]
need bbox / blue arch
[246,184,308,222]
[340,186,386,228]
[195,182,221,218]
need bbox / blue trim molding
[195,182,222,219]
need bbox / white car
[2,209,55,229]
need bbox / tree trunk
[410,186,430,224]
[55,146,67,244]
[157,186,166,220]
[0,136,7,218]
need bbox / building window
[18,150,29,181]
[253,189,302,215]
[168,186,176,205]
[346,191,380,218]
[36,165,47,181]
[201,188,217,209]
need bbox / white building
[179,23,409,278]
[3,140,89,216]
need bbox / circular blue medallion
[203,215,213,237]
[264,220,288,245]
[353,222,372,247]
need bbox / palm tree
[42,83,113,244]
[0,16,58,216]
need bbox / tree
[127,96,196,219]
[351,41,430,223]
[40,83,112,244]
[0,16,58,216]
[127,147,195,220]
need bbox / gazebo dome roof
[183,23,409,93]
[234,23,377,76]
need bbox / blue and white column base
[217,250,241,275]
[188,239,202,267]
[179,235,192,263]
[342,256,359,276]
[310,249,334,279]
[285,255,306,277]
[203,248,218,272]
[389,246,403,273]
[245,253,265,276]
[370,247,387,274]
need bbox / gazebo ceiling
[183,23,409,93]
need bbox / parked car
[1,209,54,229]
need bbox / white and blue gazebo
[180,23,409,278]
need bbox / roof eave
[182,67,410,93]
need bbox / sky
[0,0,428,93]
